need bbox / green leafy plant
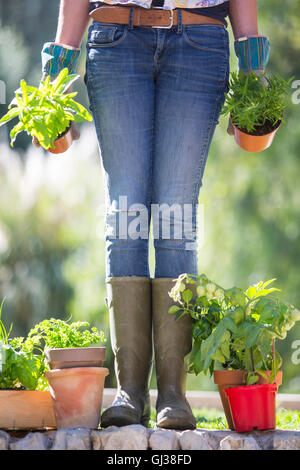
[26,318,106,350]
[168,274,300,385]
[221,71,291,135]
[0,299,46,390]
[0,299,106,390]
[0,68,92,150]
[0,298,12,345]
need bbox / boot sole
[156,407,196,430]
[156,416,196,430]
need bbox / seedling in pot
[168,274,300,383]
[222,71,292,152]
[27,318,109,429]
[0,68,92,154]
[168,273,300,430]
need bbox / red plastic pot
[225,383,278,433]
[213,369,282,430]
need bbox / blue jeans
[85,9,230,278]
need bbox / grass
[193,407,228,430]
[276,409,300,430]
[149,407,300,430]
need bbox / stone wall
[1,425,300,450]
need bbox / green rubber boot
[152,277,196,430]
[100,276,153,428]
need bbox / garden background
[0,0,299,392]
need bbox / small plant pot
[214,369,282,430]
[225,383,278,432]
[0,390,56,430]
[48,125,73,154]
[45,367,109,429]
[45,347,106,370]
[233,121,281,153]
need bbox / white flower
[292,308,300,322]
[215,288,225,302]
[197,286,206,297]
[169,286,181,303]
[206,283,216,296]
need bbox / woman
[40,0,270,430]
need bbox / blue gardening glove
[41,42,80,80]
[234,36,270,75]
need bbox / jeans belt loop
[128,6,134,29]
[177,9,183,34]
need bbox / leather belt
[90,6,225,29]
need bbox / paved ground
[2,425,300,450]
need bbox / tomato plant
[169,274,300,384]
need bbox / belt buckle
[151,8,174,29]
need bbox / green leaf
[234,321,262,348]
[246,325,261,348]
[262,279,277,289]
[182,289,193,304]
[175,310,187,322]
[247,372,259,385]
[10,122,25,146]
[60,74,80,94]
[212,347,225,363]
[256,369,271,382]
[168,305,180,314]
[20,80,29,105]
[225,287,246,306]
[0,107,20,127]
[220,331,231,359]
[223,315,238,333]
[189,340,203,375]
[68,100,93,121]
[51,68,69,93]
[201,320,229,370]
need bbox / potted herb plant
[27,318,108,429]
[221,71,291,153]
[168,274,300,431]
[0,68,92,154]
[27,318,107,369]
[0,299,55,430]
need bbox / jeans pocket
[182,25,228,53]
[87,22,128,48]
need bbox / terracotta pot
[233,121,281,153]
[0,390,56,430]
[45,347,106,370]
[48,126,73,154]
[45,367,109,429]
[214,369,282,430]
